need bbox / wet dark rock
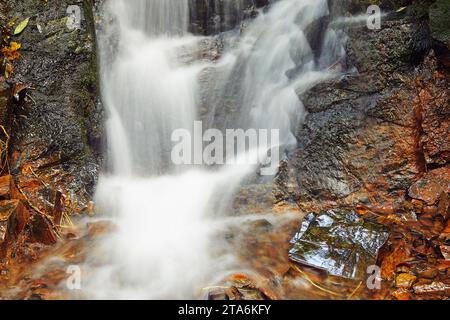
[287,13,449,210]
[293,105,365,200]
[189,0,270,35]
[289,209,388,279]
[429,0,450,48]
[5,0,103,211]
[0,77,12,127]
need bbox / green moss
[46,16,69,29]
[406,1,433,20]
[429,0,450,46]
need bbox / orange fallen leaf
[381,240,411,280]
[230,273,249,280]
[21,163,33,175]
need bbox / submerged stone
[289,209,388,280]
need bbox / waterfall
[120,0,189,36]
[87,0,345,299]
[204,0,345,146]
[101,0,196,176]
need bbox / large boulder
[289,12,449,212]
[429,0,450,48]
[3,0,103,214]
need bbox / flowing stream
[88,0,346,299]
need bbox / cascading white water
[89,0,215,299]
[205,0,345,146]
[88,0,346,299]
[101,0,196,176]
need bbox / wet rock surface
[289,209,388,279]
[3,0,103,213]
[189,0,270,35]
[288,13,449,213]
[408,167,450,205]
[429,0,450,48]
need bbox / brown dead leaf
[391,288,412,300]
[381,240,411,280]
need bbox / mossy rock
[429,0,450,47]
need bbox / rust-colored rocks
[415,56,450,166]
[376,212,450,299]
[285,13,449,217]
[407,167,450,234]
[381,240,412,280]
[408,167,450,205]
[0,176,27,256]
[207,273,279,300]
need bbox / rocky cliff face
[0,0,103,263]
[1,0,103,218]
[288,3,449,214]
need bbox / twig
[201,286,230,291]
[347,281,363,300]
[0,124,10,174]
[29,167,49,188]
[61,211,74,227]
[327,57,344,70]
[291,264,342,297]
[25,93,36,105]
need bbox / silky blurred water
[89,0,345,299]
